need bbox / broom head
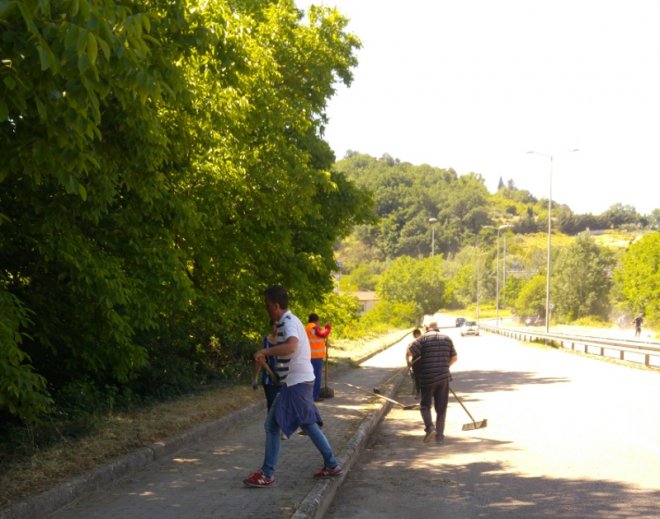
[462,419,488,431]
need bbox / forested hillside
[336,152,659,262]
[334,153,659,337]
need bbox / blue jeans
[261,392,338,478]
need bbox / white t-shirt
[276,310,314,386]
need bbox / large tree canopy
[614,232,660,325]
[0,0,370,422]
[552,233,614,321]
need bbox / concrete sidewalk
[3,334,414,519]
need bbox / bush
[358,300,420,331]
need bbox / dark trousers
[263,384,281,412]
[419,378,450,438]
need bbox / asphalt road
[325,321,660,518]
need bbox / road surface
[326,323,660,518]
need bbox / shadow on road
[330,422,660,519]
[451,369,571,395]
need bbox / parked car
[455,317,466,328]
[525,316,545,326]
[460,320,480,336]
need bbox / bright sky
[296,0,660,216]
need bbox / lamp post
[429,217,438,257]
[474,235,487,323]
[494,224,512,327]
[527,149,578,332]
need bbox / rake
[343,382,419,410]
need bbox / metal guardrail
[481,324,660,368]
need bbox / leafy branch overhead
[0,0,367,423]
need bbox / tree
[1,0,366,422]
[602,203,641,228]
[552,233,614,320]
[515,274,547,320]
[648,209,660,229]
[614,232,660,325]
[376,256,448,315]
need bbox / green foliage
[614,231,660,325]
[602,203,642,228]
[300,291,362,339]
[358,300,420,331]
[376,256,448,315]
[0,288,52,422]
[336,154,491,258]
[515,274,547,320]
[552,233,615,320]
[1,0,366,423]
[341,260,384,291]
[500,275,524,312]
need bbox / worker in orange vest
[306,313,332,402]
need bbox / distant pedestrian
[243,285,342,488]
[408,322,457,443]
[306,313,331,402]
[633,314,644,338]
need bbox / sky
[295,0,660,216]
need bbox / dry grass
[0,328,409,508]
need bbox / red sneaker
[313,466,343,479]
[243,470,275,488]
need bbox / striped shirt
[409,329,457,387]
[274,310,314,386]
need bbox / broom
[449,386,488,431]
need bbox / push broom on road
[449,386,488,431]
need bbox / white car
[460,320,480,336]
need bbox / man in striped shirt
[408,322,458,443]
[243,285,342,488]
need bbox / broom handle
[449,386,477,425]
[324,340,329,386]
[262,361,281,385]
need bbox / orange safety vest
[306,322,327,359]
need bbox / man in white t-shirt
[243,285,343,488]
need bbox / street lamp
[527,149,578,332]
[474,235,488,323]
[429,217,438,257]
[494,224,512,327]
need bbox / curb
[290,367,409,519]
[0,401,264,519]
[1,330,412,519]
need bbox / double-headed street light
[483,224,512,327]
[527,149,579,332]
[429,217,438,257]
